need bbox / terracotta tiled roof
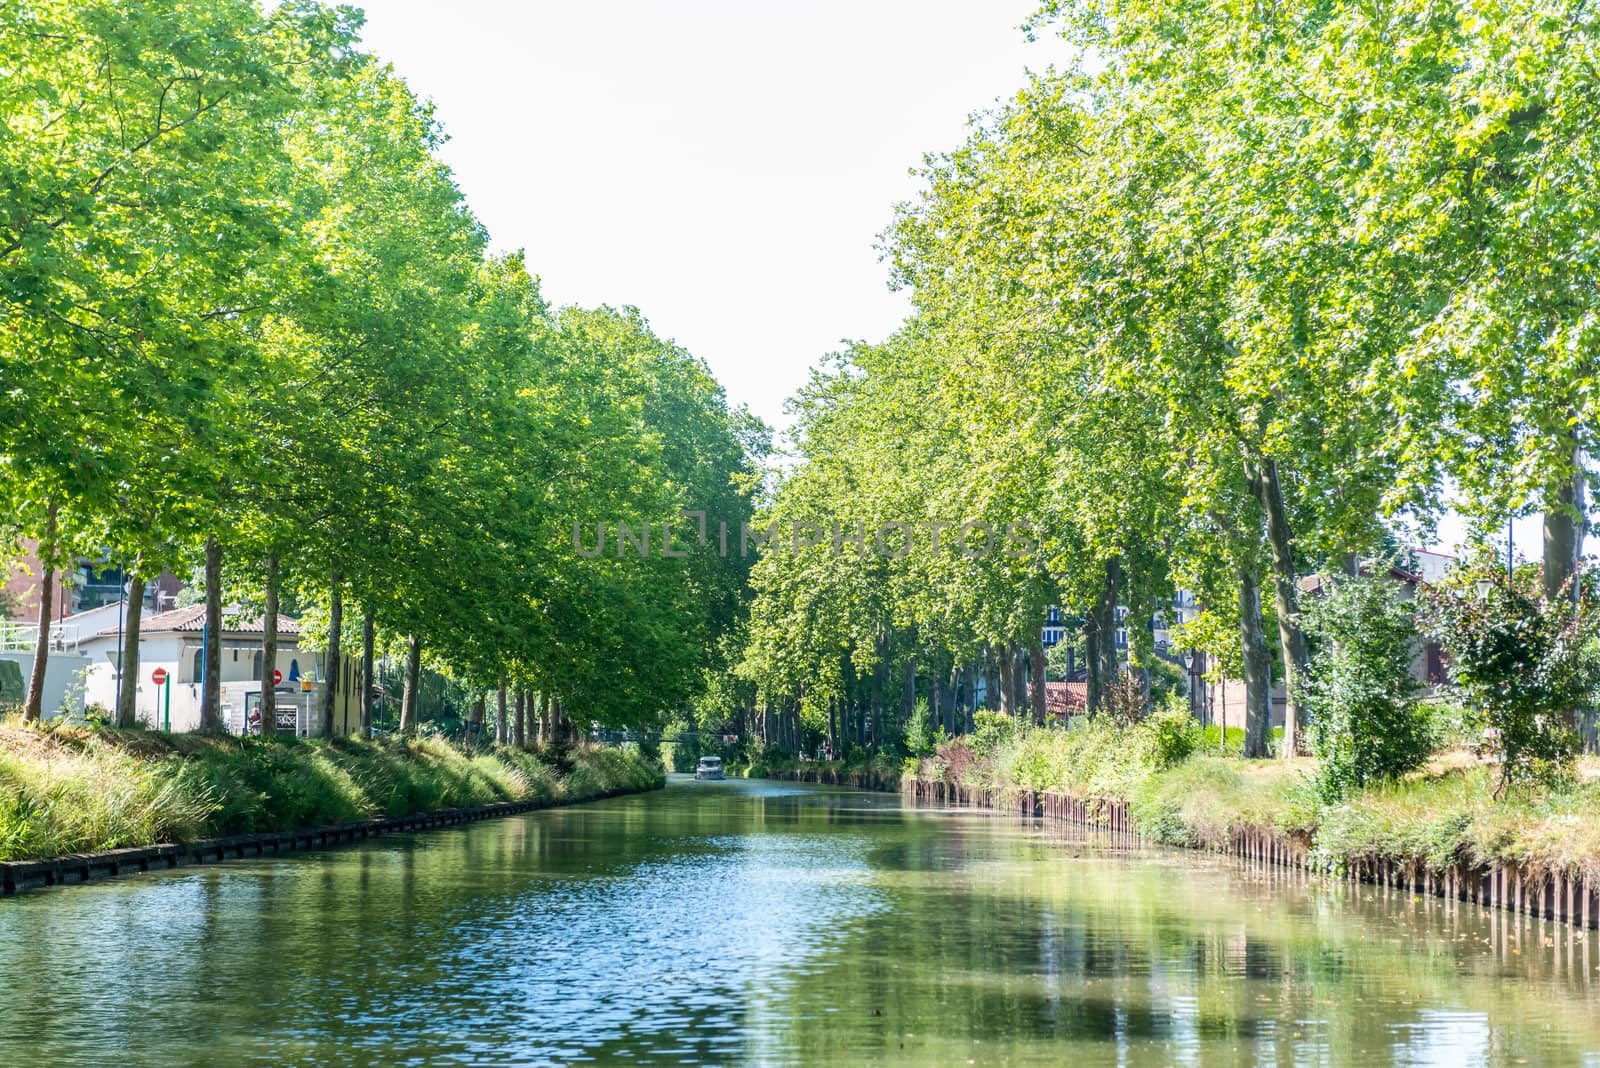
[1299,563,1424,598]
[96,604,300,638]
[1046,681,1087,717]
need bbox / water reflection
[0,777,1595,1065]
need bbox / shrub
[1147,657,1187,709]
[969,710,1016,757]
[1423,564,1597,795]
[991,721,1149,797]
[903,697,934,758]
[1100,674,1153,724]
[934,735,979,782]
[1138,705,1200,770]
[1302,574,1431,799]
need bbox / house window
[1425,643,1446,683]
[192,647,204,682]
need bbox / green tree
[1424,563,1597,795]
[1303,575,1430,799]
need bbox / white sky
[349,1,1543,559]
[352,0,1051,438]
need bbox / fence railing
[0,622,83,654]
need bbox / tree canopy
[732,0,1598,758]
[1,0,764,732]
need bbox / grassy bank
[907,717,1600,881]
[0,724,663,862]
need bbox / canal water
[1,776,1597,1066]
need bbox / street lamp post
[1182,650,1203,726]
[113,577,126,720]
[1508,516,1514,586]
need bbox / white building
[1407,547,1456,584]
[78,604,363,736]
[1042,593,1198,659]
[0,621,93,718]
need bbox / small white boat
[694,756,725,781]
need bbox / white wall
[1,650,91,718]
[82,632,185,726]
[1412,550,1455,584]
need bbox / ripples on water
[433,831,886,1064]
[0,777,1596,1066]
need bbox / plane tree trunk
[114,568,146,729]
[22,502,59,724]
[320,572,342,737]
[1093,558,1121,710]
[984,646,1000,712]
[997,644,1014,718]
[200,536,223,731]
[1543,440,1586,603]
[1009,643,1027,713]
[901,655,916,729]
[1255,459,1308,757]
[1238,566,1273,758]
[259,554,280,737]
[1029,634,1047,725]
[360,610,374,739]
[1084,618,1102,715]
[399,634,421,732]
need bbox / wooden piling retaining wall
[902,776,1599,931]
[765,767,899,792]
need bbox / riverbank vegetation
[0,723,662,862]
[2,1,762,737]
[906,712,1600,881]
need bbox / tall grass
[0,724,663,862]
[0,736,217,859]
[910,719,1600,879]
[1127,756,1317,850]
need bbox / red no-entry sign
[273,669,283,685]
[151,667,168,686]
